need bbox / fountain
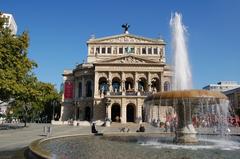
[144,13,229,143]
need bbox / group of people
[91,123,146,134]
[191,114,240,128]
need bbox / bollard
[43,126,47,134]
[47,126,52,137]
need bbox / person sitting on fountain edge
[91,123,98,134]
[136,124,145,132]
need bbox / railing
[110,92,122,95]
[125,91,137,96]
[105,91,153,96]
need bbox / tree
[0,13,61,126]
[10,75,60,126]
[0,13,37,103]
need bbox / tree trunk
[23,103,28,127]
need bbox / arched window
[138,77,147,91]
[99,77,108,94]
[164,81,171,91]
[125,77,134,91]
[86,81,92,97]
[151,78,160,92]
[112,77,121,92]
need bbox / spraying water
[170,12,192,90]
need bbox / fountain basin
[29,133,240,159]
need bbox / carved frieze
[111,72,121,79]
[111,99,121,105]
[151,73,160,79]
[137,73,147,80]
[101,36,152,43]
[113,56,146,64]
[126,100,136,105]
[125,73,134,79]
[98,72,108,79]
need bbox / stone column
[175,101,198,143]
[160,72,164,92]
[134,72,138,92]
[82,77,85,97]
[108,72,112,93]
[147,72,151,92]
[158,72,163,92]
[94,72,99,97]
[107,104,111,120]
[121,104,126,123]
[136,99,142,123]
[121,72,125,95]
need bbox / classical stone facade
[59,30,173,125]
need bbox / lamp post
[74,101,80,121]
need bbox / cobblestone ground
[0,123,240,159]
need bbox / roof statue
[122,23,130,34]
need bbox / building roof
[87,33,166,45]
[223,87,240,95]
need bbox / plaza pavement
[0,122,240,152]
[0,122,161,152]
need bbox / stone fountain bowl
[145,90,228,102]
[28,133,240,159]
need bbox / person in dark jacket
[91,123,98,134]
[136,124,145,132]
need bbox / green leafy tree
[0,13,61,126]
[10,75,60,126]
[0,13,37,103]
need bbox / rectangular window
[107,47,111,54]
[124,47,134,54]
[148,47,152,54]
[142,48,146,54]
[96,47,100,54]
[102,47,106,54]
[130,47,135,53]
[154,48,158,54]
[119,47,123,54]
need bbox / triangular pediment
[88,34,165,44]
[95,55,160,64]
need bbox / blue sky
[1,0,240,90]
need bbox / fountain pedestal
[175,124,198,143]
[175,102,198,143]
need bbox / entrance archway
[111,103,121,122]
[84,106,91,121]
[127,103,135,122]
